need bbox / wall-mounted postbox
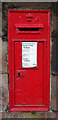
[8,10,50,111]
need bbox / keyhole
[18,73,20,77]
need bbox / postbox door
[8,10,50,111]
[14,40,46,105]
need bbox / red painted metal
[8,10,50,111]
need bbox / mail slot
[8,10,50,111]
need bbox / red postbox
[8,10,50,111]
